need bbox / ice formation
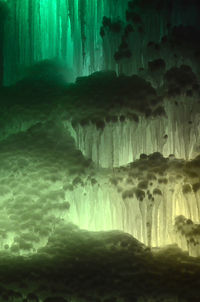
[1,117,200,301]
[1,0,200,300]
[0,110,200,258]
[66,98,200,168]
[3,0,200,85]
[3,0,129,84]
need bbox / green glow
[3,0,129,84]
[3,0,198,85]
[1,116,200,257]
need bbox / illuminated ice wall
[3,0,129,84]
[3,0,200,84]
[1,101,200,257]
[66,98,200,168]
[1,0,200,259]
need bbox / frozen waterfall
[1,104,200,257]
[64,98,200,168]
[3,0,200,85]
[3,0,129,84]
[64,155,200,257]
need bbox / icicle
[78,0,86,64]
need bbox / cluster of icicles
[63,99,200,257]
[1,95,200,256]
[3,0,197,85]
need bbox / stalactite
[0,1,7,86]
